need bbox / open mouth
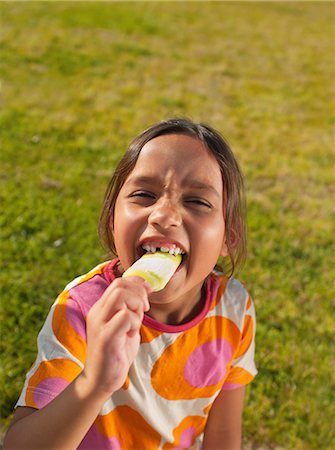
[142,244,185,256]
[138,243,187,269]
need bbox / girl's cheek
[123,203,146,220]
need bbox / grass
[0,1,334,448]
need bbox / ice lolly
[122,251,182,292]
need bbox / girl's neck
[145,284,207,326]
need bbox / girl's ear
[229,228,239,249]
[220,239,228,257]
[220,229,239,257]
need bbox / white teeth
[142,244,155,253]
[141,244,185,256]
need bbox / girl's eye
[129,191,156,202]
[132,192,152,198]
[185,198,212,209]
[131,191,154,198]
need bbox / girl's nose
[148,198,182,229]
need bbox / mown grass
[0,2,334,448]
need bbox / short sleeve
[222,294,257,391]
[16,289,87,409]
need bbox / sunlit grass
[1,2,334,448]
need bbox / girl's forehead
[137,133,220,169]
[126,134,223,193]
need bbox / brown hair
[99,118,246,276]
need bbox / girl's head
[99,118,246,277]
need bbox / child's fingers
[100,277,151,308]
[104,308,142,340]
[99,279,150,322]
[127,276,152,296]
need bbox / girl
[4,118,257,450]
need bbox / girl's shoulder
[60,259,118,309]
[211,271,251,302]
[210,273,255,331]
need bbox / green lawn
[0,2,334,448]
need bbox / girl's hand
[81,277,151,401]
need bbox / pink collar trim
[142,276,220,333]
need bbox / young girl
[4,118,257,450]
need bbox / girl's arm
[3,374,110,449]
[202,386,245,450]
[3,277,151,450]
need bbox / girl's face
[113,134,228,308]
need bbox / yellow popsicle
[122,251,182,292]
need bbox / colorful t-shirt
[16,259,257,449]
